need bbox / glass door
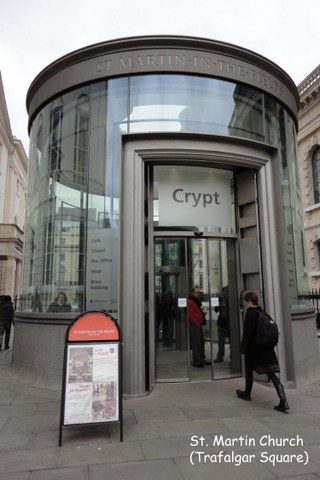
[187,238,212,380]
[154,238,189,381]
[206,239,241,379]
[154,237,241,382]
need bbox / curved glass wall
[21,73,306,313]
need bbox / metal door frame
[119,134,287,395]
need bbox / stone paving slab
[258,412,320,429]
[229,397,287,416]
[217,415,275,433]
[131,406,189,423]
[180,404,241,419]
[0,416,10,429]
[29,466,89,480]
[2,414,59,433]
[29,425,112,449]
[255,446,320,477]
[28,430,61,450]
[0,403,38,417]
[109,422,160,442]
[139,435,198,460]
[0,473,29,480]
[0,432,31,452]
[90,459,185,480]
[174,454,275,479]
[57,442,145,468]
[10,393,58,405]
[122,409,139,425]
[0,448,59,474]
[270,425,320,446]
[0,392,17,405]
[276,475,320,480]
[151,416,231,438]
[303,446,320,467]
[32,401,60,415]
[304,410,320,421]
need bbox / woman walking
[236,291,289,412]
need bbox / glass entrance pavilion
[14,36,318,394]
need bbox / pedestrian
[0,294,14,350]
[187,287,210,368]
[236,291,289,412]
[47,292,72,313]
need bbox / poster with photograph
[64,343,119,425]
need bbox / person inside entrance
[187,287,210,368]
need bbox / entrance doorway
[154,236,241,381]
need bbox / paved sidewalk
[1,348,320,480]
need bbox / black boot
[274,383,289,412]
[236,389,251,401]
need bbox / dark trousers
[245,359,281,394]
[189,323,204,365]
[0,321,4,349]
[4,320,11,348]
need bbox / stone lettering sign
[28,46,298,123]
[96,50,285,100]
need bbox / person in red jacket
[188,287,210,368]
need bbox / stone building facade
[0,72,28,299]
[298,66,320,289]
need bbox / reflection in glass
[207,239,241,378]
[130,75,264,141]
[228,85,263,141]
[283,111,309,306]
[155,238,189,380]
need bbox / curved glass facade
[21,73,308,313]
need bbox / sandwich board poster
[64,343,119,425]
[59,311,122,445]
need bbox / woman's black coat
[241,306,279,374]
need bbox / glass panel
[283,112,309,306]
[208,239,241,378]
[155,238,189,380]
[227,85,264,141]
[85,78,128,315]
[129,75,264,142]
[265,94,281,147]
[187,239,212,380]
[153,165,235,234]
[21,87,91,313]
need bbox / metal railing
[298,289,320,328]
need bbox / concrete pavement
[1,347,320,480]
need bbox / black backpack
[254,311,279,347]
